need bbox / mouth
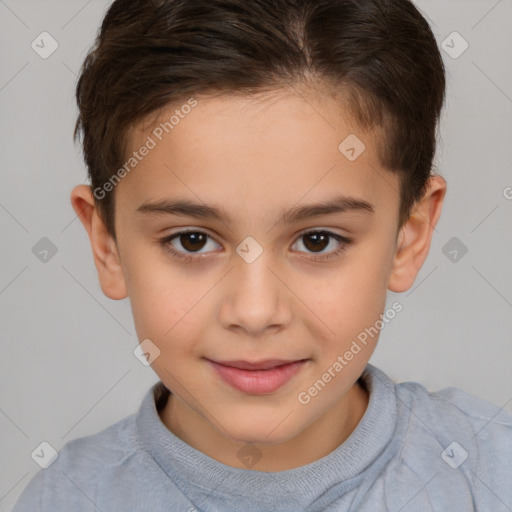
[210,359,307,370]
[206,358,310,394]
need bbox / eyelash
[157,229,353,263]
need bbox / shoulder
[393,377,512,508]
[57,412,141,467]
[54,411,141,474]
[12,413,142,512]
[396,378,512,442]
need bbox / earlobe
[70,184,128,300]
[388,175,447,293]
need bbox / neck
[158,379,369,471]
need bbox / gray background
[1,0,511,509]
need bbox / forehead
[119,89,399,222]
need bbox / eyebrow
[135,194,375,224]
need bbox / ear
[70,184,128,300]
[388,175,447,293]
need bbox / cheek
[303,246,391,344]
[124,251,202,343]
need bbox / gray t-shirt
[12,363,512,511]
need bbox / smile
[206,359,309,394]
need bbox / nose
[218,252,292,337]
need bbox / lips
[210,359,304,370]
[207,358,309,394]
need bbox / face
[106,87,404,446]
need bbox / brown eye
[178,232,208,252]
[158,228,352,263]
[292,230,352,261]
[302,232,330,253]
[158,230,221,259]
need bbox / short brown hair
[74,0,446,239]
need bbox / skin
[70,86,446,472]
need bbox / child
[13,0,512,510]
